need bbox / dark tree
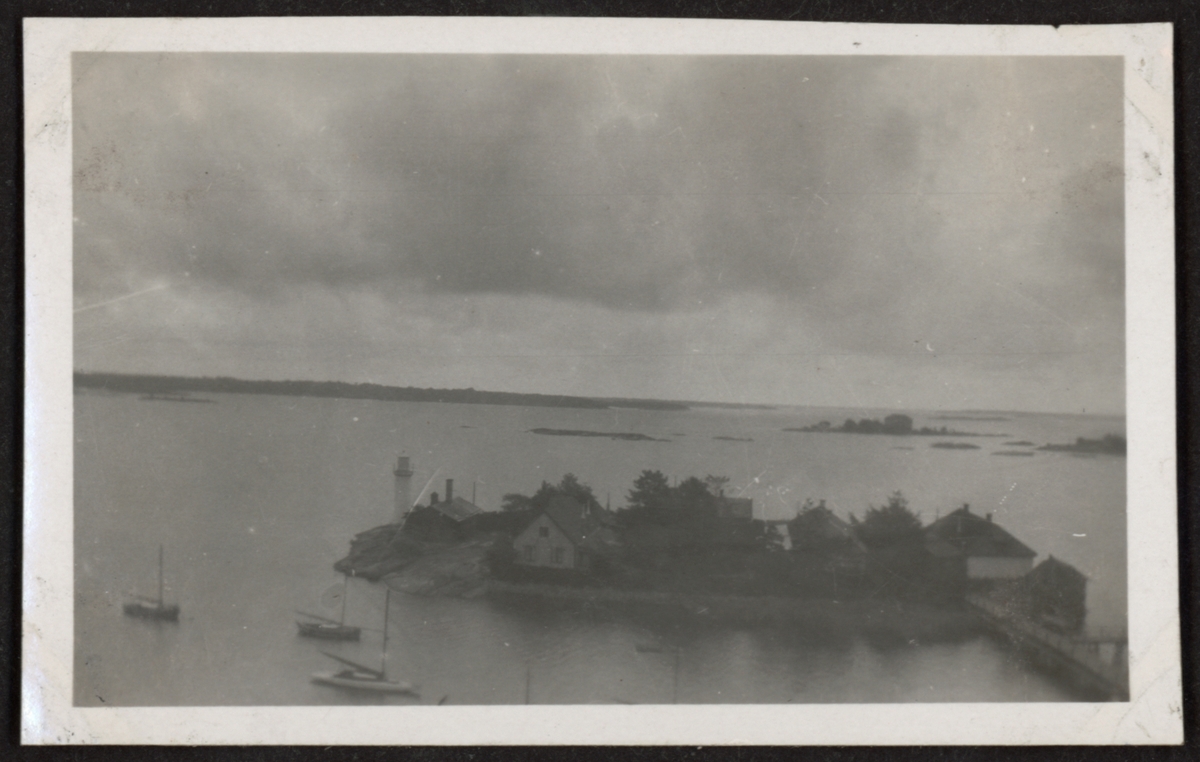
[788,499,827,552]
[854,492,924,549]
[499,474,602,516]
[529,481,559,512]
[626,469,672,513]
[556,473,602,512]
[501,493,533,512]
[675,476,718,521]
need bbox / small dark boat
[297,619,361,640]
[311,588,418,696]
[296,573,360,640]
[123,545,180,622]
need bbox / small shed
[402,478,484,542]
[1024,555,1088,632]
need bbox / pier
[966,593,1129,700]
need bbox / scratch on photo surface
[74,282,172,313]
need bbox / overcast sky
[73,53,1124,413]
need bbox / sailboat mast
[381,587,390,679]
[339,574,349,626]
[157,545,164,607]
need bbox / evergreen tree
[626,469,672,513]
[556,473,602,512]
[854,492,924,549]
[675,476,718,520]
[501,493,532,512]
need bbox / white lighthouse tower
[393,456,414,524]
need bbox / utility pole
[525,660,532,705]
[672,647,680,704]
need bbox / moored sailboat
[123,545,180,621]
[296,574,361,640]
[311,588,418,695]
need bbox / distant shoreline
[73,371,774,413]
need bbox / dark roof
[432,496,484,523]
[1028,555,1087,583]
[533,495,618,550]
[802,507,855,540]
[924,507,1036,559]
[789,506,867,552]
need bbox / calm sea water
[74,390,1125,706]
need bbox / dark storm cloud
[74,55,887,308]
[74,53,1124,381]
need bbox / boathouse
[513,495,618,571]
[924,504,1036,583]
[1020,555,1088,632]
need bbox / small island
[336,472,1033,616]
[992,451,1035,457]
[333,465,1127,700]
[931,442,981,450]
[785,414,997,438]
[139,394,216,404]
[713,436,753,442]
[1039,434,1126,456]
[528,428,670,442]
[1004,441,1036,447]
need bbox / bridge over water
[966,594,1129,701]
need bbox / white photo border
[22,17,1180,745]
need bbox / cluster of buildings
[390,457,488,543]
[388,458,1087,631]
[926,505,1088,631]
[782,501,1088,631]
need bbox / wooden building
[513,495,617,571]
[401,478,483,542]
[1022,555,1088,632]
[924,504,1036,582]
[787,503,868,574]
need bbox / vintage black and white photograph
[24,17,1179,745]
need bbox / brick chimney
[445,478,454,503]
